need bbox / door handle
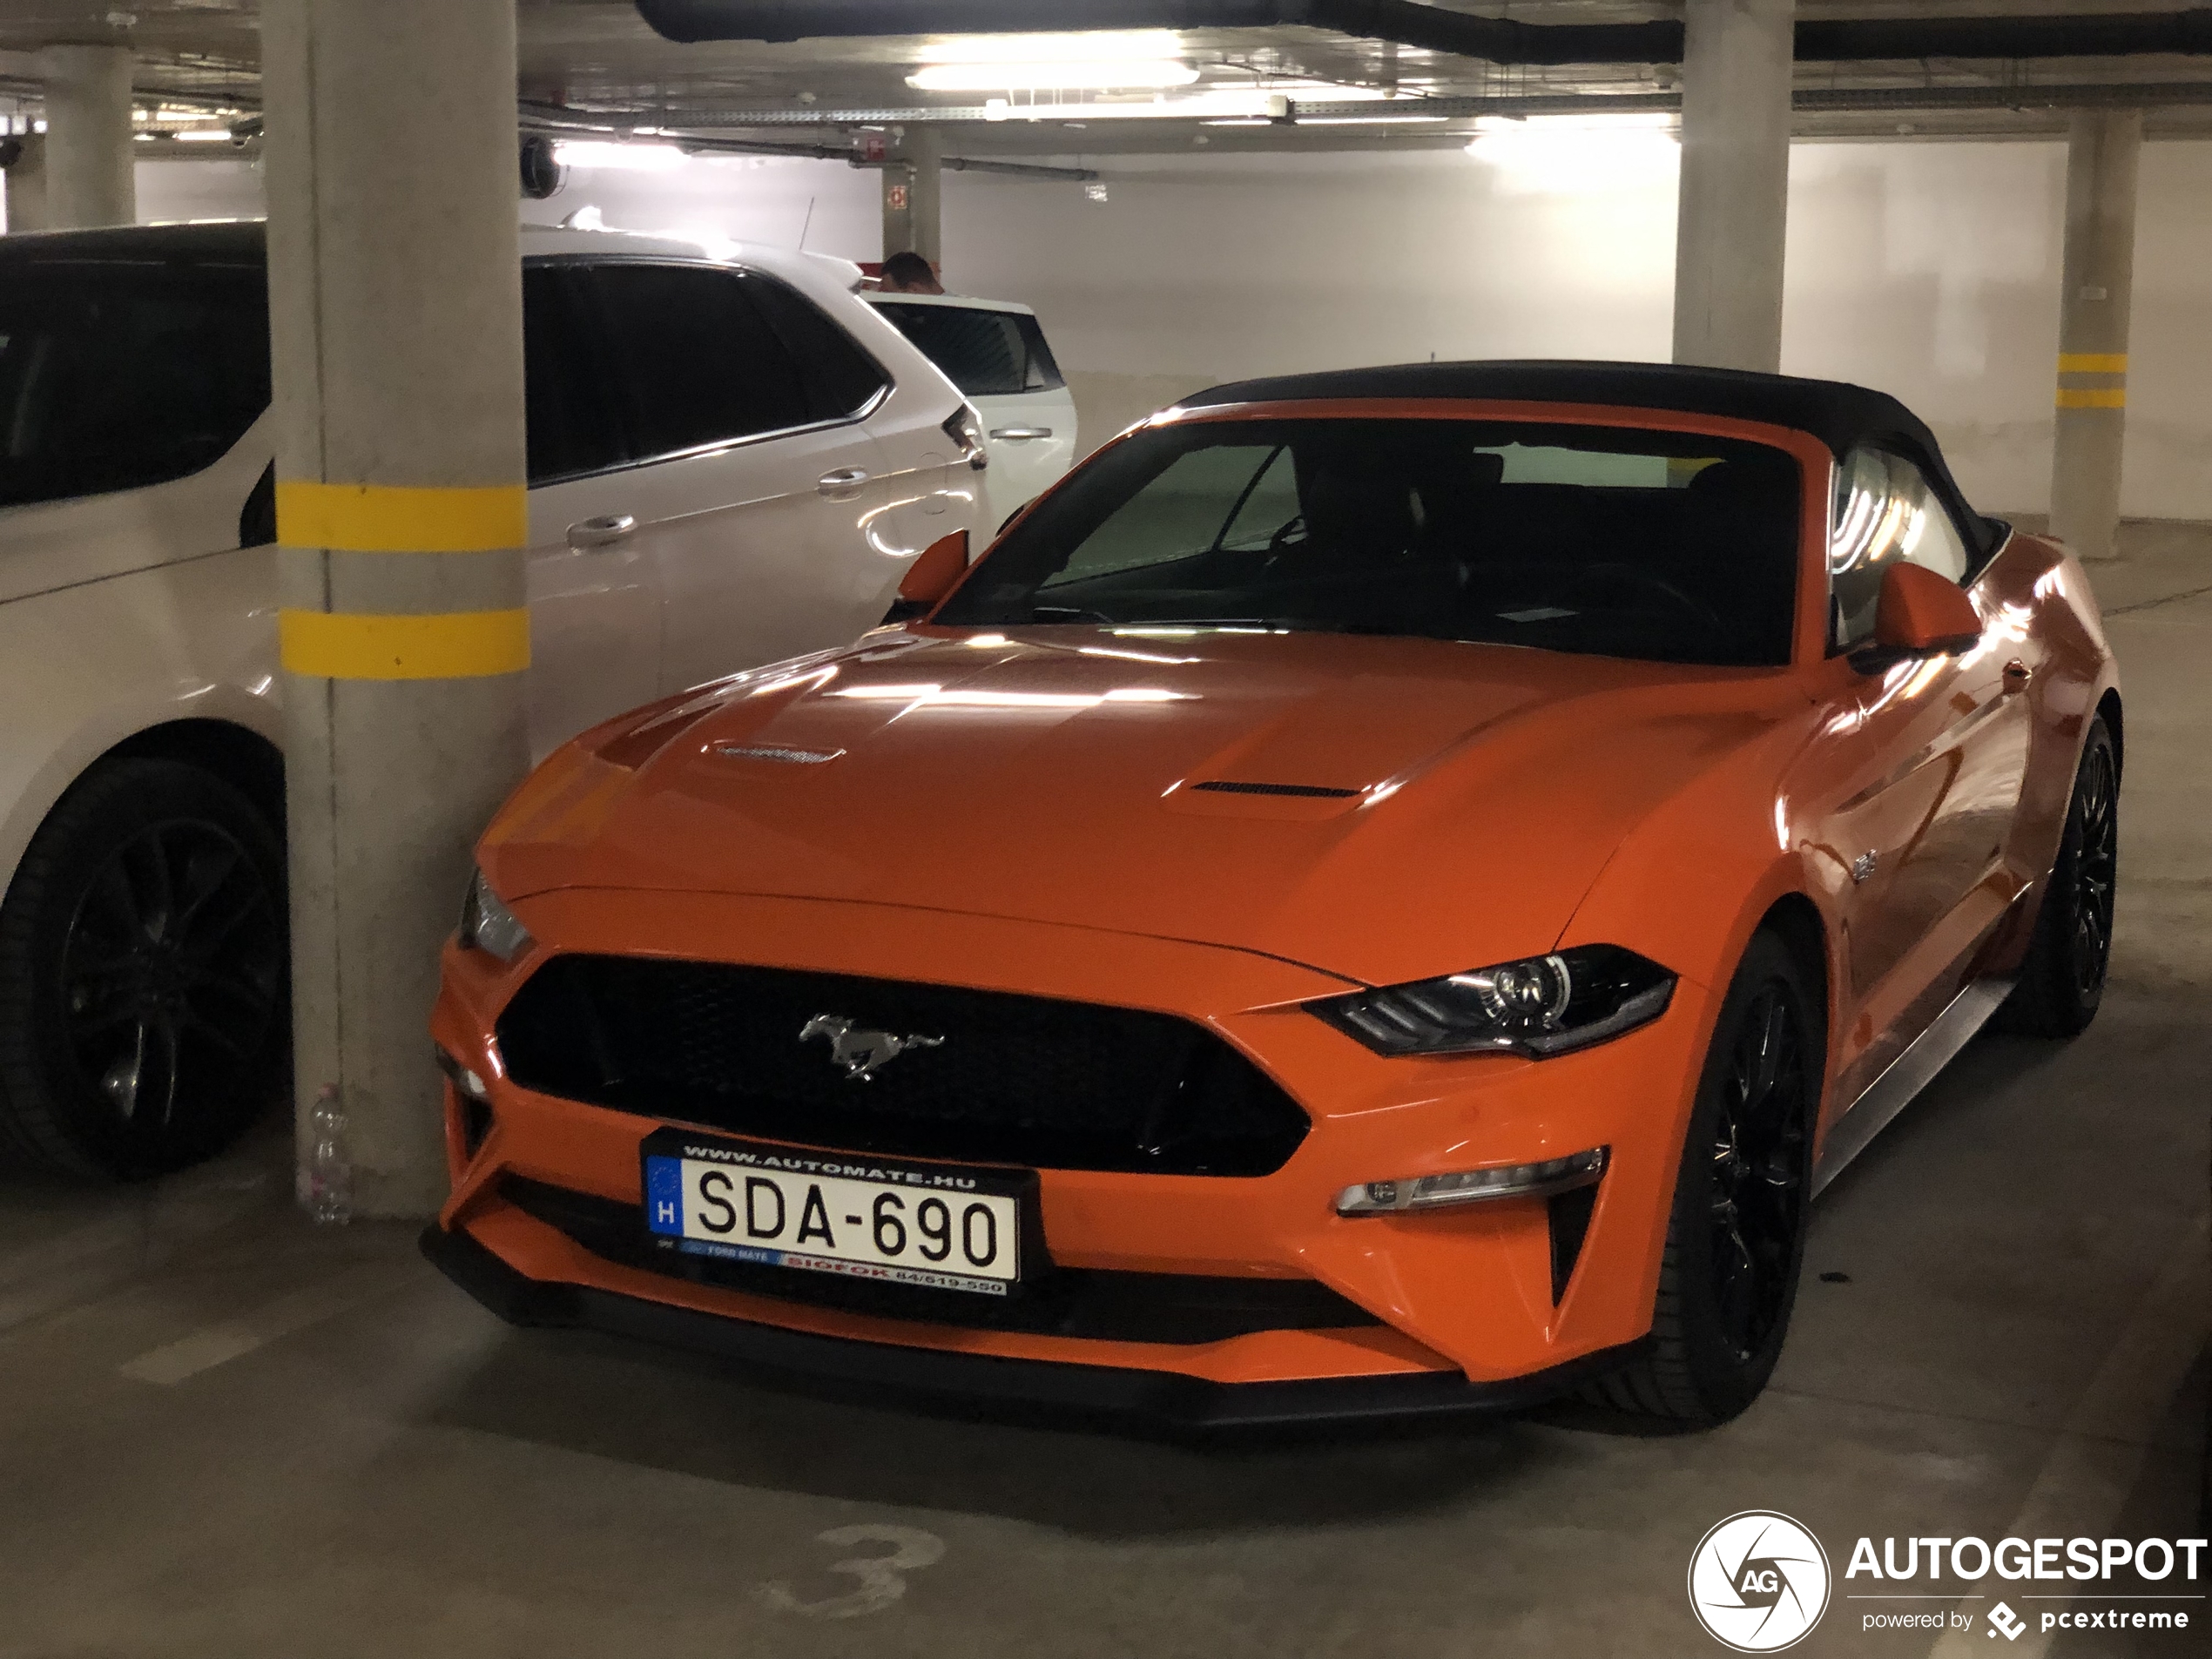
[2002,659,2033,691]
[566,513,636,550]
[817,468,871,497]
[988,427,1052,442]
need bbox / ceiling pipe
[634,0,2212,64]
[584,80,2212,131]
[635,0,1679,63]
[516,104,1099,177]
[1795,12,2212,61]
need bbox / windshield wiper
[1029,604,1116,624]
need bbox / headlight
[941,403,988,470]
[1309,944,1675,1058]
[457,867,534,961]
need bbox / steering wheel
[1561,562,1722,635]
[1254,513,1311,570]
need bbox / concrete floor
[3,527,2206,1659]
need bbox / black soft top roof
[1180,359,1990,536]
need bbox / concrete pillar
[2049,109,2142,563]
[907,125,942,269]
[881,125,942,268]
[262,0,529,1217]
[36,44,135,229]
[1671,0,1795,373]
[2,134,52,233]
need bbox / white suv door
[575,260,918,692]
[865,294,1077,533]
[518,261,661,757]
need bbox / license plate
[639,1129,1033,1297]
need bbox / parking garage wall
[121,139,2212,521]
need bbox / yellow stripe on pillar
[278,609,531,679]
[2056,388,2128,410]
[277,482,528,553]
[2057,353,2128,374]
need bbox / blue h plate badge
[644,1155,685,1237]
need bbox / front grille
[502,1176,1377,1345]
[495,954,1310,1177]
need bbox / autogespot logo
[1689,1511,1833,1652]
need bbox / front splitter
[421,1221,1647,1433]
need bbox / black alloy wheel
[0,759,287,1176]
[1999,716,2118,1038]
[1707,984,1810,1367]
[2067,736,2119,1000]
[1585,931,1817,1428]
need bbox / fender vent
[1548,1184,1600,1304]
[1190,780,1361,799]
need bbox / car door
[870,299,1076,531]
[519,262,662,759]
[1822,448,2035,1053]
[577,260,902,695]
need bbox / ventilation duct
[637,0,1680,61]
[636,0,2212,66]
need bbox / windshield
[937,417,1803,667]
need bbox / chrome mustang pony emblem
[799,1015,943,1082]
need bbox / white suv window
[1828,447,1970,649]
[0,260,268,508]
[583,263,821,460]
[871,302,1064,397]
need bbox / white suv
[0,219,981,1177]
[864,292,1076,531]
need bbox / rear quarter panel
[0,547,281,897]
[1982,530,2119,922]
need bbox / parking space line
[117,1261,416,1386]
[1925,1211,2211,1659]
[0,1177,273,1339]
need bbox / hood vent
[710,742,845,765]
[1191,780,1363,799]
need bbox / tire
[1997,718,2117,1039]
[1586,932,1817,1428]
[0,759,288,1177]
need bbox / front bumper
[421,1217,1648,1429]
[431,887,1720,1402]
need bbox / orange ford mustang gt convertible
[423,361,2120,1430]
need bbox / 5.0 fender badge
[800,1015,944,1081]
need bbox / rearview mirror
[1871,561,1981,656]
[885,529,969,624]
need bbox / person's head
[879,251,943,294]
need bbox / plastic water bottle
[308,1086,353,1226]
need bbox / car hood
[483,628,1804,988]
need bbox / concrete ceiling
[3,1,2210,148]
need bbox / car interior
[944,418,1803,667]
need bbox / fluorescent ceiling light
[909,59,1197,91]
[1465,113,1679,194]
[173,128,234,142]
[983,84,1391,124]
[1297,113,1449,125]
[1473,111,1676,133]
[914,30,1183,64]
[551,139,687,172]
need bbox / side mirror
[886,529,969,624]
[1871,561,1981,655]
